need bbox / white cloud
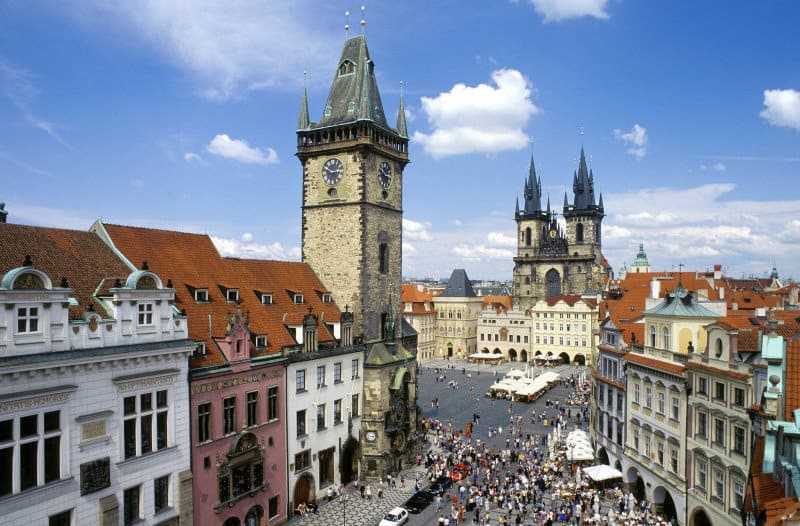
[487,232,516,247]
[713,162,726,172]
[184,152,203,163]
[131,178,144,189]
[206,134,278,165]
[528,0,609,22]
[211,236,300,260]
[241,232,253,242]
[452,219,463,227]
[67,1,340,100]
[760,89,800,130]
[412,69,538,158]
[613,124,648,159]
[403,218,433,241]
[403,242,417,254]
[453,245,514,260]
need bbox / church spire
[396,82,408,137]
[572,146,597,209]
[522,155,542,214]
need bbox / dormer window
[254,335,267,348]
[261,294,273,306]
[193,342,206,358]
[347,101,356,114]
[293,294,304,305]
[324,105,332,117]
[405,302,412,312]
[226,289,239,303]
[322,293,332,304]
[338,60,356,77]
[138,303,154,326]
[195,289,208,302]
[17,306,40,333]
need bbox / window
[351,394,359,417]
[644,438,651,458]
[714,381,726,402]
[633,383,641,405]
[352,359,359,379]
[322,293,332,303]
[154,475,170,514]
[662,327,670,349]
[246,392,258,428]
[296,410,306,437]
[657,442,664,465]
[733,426,745,455]
[267,387,279,422]
[254,335,267,348]
[734,480,744,510]
[124,485,142,526]
[137,303,154,325]
[671,397,679,420]
[697,412,707,437]
[217,437,264,505]
[334,362,342,383]
[198,403,211,443]
[714,418,725,447]
[295,450,311,472]
[261,293,273,305]
[633,430,639,451]
[17,306,40,334]
[657,392,665,415]
[195,289,208,302]
[734,387,745,407]
[670,449,678,472]
[223,396,236,435]
[649,326,656,347]
[697,461,707,490]
[193,342,206,357]
[49,510,72,526]
[698,377,708,395]
[226,289,239,302]
[296,370,306,392]
[317,365,326,388]
[269,496,280,519]
[124,390,168,458]
[334,399,342,424]
[0,410,62,496]
[317,404,326,430]
[713,469,724,499]
[645,387,652,409]
[379,242,389,273]
[293,294,304,304]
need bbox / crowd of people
[417,383,675,526]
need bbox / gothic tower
[296,32,417,480]
[512,147,611,309]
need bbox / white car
[378,507,409,526]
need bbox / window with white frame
[16,306,40,333]
[697,460,707,489]
[351,394,359,417]
[194,289,208,302]
[246,391,258,428]
[334,399,342,424]
[254,335,267,348]
[734,480,744,510]
[733,426,745,455]
[671,397,679,420]
[293,294,304,304]
[734,387,745,407]
[670,448,678,472]
[322,293,332,303]
[714,418,725,446]
[316,403,326,430]
[267,387,279,422]
[697,411,707,437]
[124,485,142,526]
[316,365,326,388]
[296,410,306,437]
[197,402,211,443]
[645,387,653,409]
[124,390,168,459]
[334,362,342,383]
[633,383,640,405]
[137,303,154,325]
[713,468,724,500]
[0,409,62,496]
[261,293,273,305]
[657,392,665,414]
[698,376,708,395]
[226,288,239,302]
[657,441,664,465]
[296,370,306,392]
[351,359,359,379]
[154,474,170,514]
[223,396,236,435]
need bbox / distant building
[0,224,193,526]
[433,269,483,360]
[477,300,531,363]
[630,242,651,274]
[401,284,437,361]
[530,295,598,366]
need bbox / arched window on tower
[576,223,584,243]
[525,227,532,246]
[650,326,656,347]
[545,269,561,298]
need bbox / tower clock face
[322,158,344,185]
[378,161,392,188]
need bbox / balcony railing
[629,343,689,364]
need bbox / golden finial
[360,5,366,34]
[345,10,350,38]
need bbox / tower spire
[396,81,408,137]
[297,71,310,130]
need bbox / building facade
[530,295,598,365]
[477,303,532,363]
[434,269,483,360]
[0,225,193,526]
[401,284,437,361]
[512,151,611,309]
[593,318,628,473]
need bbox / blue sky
[1,1,799,282]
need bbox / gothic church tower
[296,31,417,480]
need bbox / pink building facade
[189,311,287,526]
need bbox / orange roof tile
[747,436,787,517]
[101,223,341,368]
[623,352,685,375]
[544,294,597,308]
[0,223,131,320]
[784,339,800,422]
[685,360,751,380]
[482,295,512,312]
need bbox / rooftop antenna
[360,5,366,35]
[678,263,684,286]
[345,10,350,39]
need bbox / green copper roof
[395,94,408,137]
[642,285,720,318]
[316,35,388,129]
[632,242,649,266]
[298,87,310,130]
[365,341,414,365]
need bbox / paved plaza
[286,358,592,526]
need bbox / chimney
[650,278,661,299]
[719,287,725,300]
[713,264,722,280]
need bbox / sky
[1,1,799,282]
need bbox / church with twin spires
[512,148,612,309]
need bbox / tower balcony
[297,121,408,163]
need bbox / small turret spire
[515,196,520,218]
[563,191,569,211]
[297,71,310,130]
[396,81,408,137]
[598,193,604,209]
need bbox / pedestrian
[366,485,372,500]
[360,484,365,498]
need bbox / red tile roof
[100,223,341,368]
[0,223,131,319]
[784,339,800,422]
[623,352,685,375]
[401,284,437,315]
[543,294,598,308]
[482,295,512,312]
[746,436,787,518]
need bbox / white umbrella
[583,465,623,482]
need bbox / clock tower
[296,32,417,480]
